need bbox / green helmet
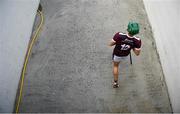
[127,22,140,35]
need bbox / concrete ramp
[19,0,172,112]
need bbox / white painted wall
[143,0,180,112]
[0,0,40,112]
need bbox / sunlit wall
[0,0,40,112]
[143,0,180,112]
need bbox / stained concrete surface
[19,0,172,113]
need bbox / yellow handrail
[15,10,44,113]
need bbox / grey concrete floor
[19,0,172,113]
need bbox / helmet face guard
[127,22,140,36]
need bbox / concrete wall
[143,0,180,112]
[0,0,40,112]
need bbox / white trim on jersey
[119,32,126,35]
[126,33,134,38]
[134,48,141,50]
[117,32,141,41]
[112,39,116,42]
[134,36,140,41]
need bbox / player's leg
[113,61,119,82]
[112,55,122,88]
[113,61,120,88]
[112,55,128,88]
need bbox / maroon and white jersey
[112,32,141,56]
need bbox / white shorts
[113,55,128,62]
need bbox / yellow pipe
[15,10,44,113]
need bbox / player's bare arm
[133,48,141,56]
[109,39,116,46]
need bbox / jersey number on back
[121,44,130,50]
